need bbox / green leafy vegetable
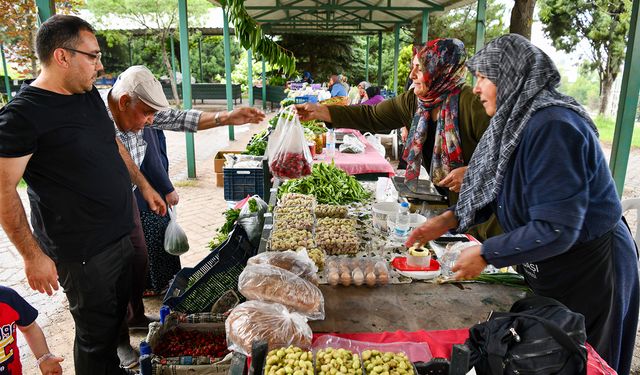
[207,208,241,250]
[278,162,370,205]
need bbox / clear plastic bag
[312,335,432,363]
[225,300,312,356]
[238,264,325,320]
[339,134,366,154]
[247,250,319,284]
[237,195,268,246]
[164,207,189,255]
[439,241,477,277]
[363,132,386,157]
[268,106,313,179]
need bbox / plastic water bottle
[326,129,336,158]
[393,202,410,241]
[139,341,152,375]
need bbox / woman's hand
[405,210,458,247]
[437,166,467,193]
[165,191,179,207]
[294,103,332,122]
[401,127,409,143]
[451,245,487,280]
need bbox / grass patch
[593,115,640,148]
[173,179,199,188]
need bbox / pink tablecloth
[313,129,395,177]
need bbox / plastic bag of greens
[237,195,268,246]
[164,207,189,255]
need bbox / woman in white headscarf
[406,34,639,374]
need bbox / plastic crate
[223,167,265,202]
[163,225,256,313]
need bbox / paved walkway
[2,104,639,373]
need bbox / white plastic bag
[364,132,386,157]
[268,106,313,179]
[338,134,366,154]
[164,207,189,255]
[237,195,268,246]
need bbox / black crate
[163,225,257,313]
[223,168,265,202]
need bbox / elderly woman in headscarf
[406,34,639,374]
[295,38,500,240]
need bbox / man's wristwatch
[214,112,222,127]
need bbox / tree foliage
[0,0,83,78]
[84,0,212,106]
[420,0,507,56]
[539,0,631,114]
[218,0,296,75]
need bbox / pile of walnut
[264,346,314,375]
[325,257,389,287]
[315,204,348,218]
[315,218,359,255]
[316,348,362,375]
[270,229,315,251]
[362,350,415,375]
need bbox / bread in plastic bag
[225,300,312,355]
[164,207,189,255]
[268,106,313,179]
[247,250,319,284]
[238,264,324,320]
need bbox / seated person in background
[302,71,313,84]
[356,81,371,104]
[0,286,63,374]
[361,86,384,106]
[328,74,347,97]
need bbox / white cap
[114,65,170,111]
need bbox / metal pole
[1,44,12,101]
[474,0,486,54]
[393,24,400,94]
[170,34,177,84]
[35,0,54,23]
[223,9,235,141]
[178,0,196,178]
[377,31,383,87]
[198,35,204,82]
[262,60,267,111]
[610,0,640,196]
[421,10,429,44]
[365,36,370,82]
[248,48,254,107]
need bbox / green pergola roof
[243,0,475,35]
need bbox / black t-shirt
[0,84,133,262]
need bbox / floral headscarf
[403,38,468,192]
[455,34,597,231]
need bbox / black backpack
[465,296,587,375]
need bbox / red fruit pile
[270,152,312,179]
[154,328,230,358]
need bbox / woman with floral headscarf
[407,34,638,373]
[301,44,484,186]
[296,38,500,240]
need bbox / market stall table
[314,129,395,180]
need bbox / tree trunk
[161,34,181,108]
[509,0,536,40]
[599,75,615,115]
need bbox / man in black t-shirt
[0,15,144,375]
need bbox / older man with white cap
[103,65,264,368]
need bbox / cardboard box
[215,172,224,187]
[214,151,243,173]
